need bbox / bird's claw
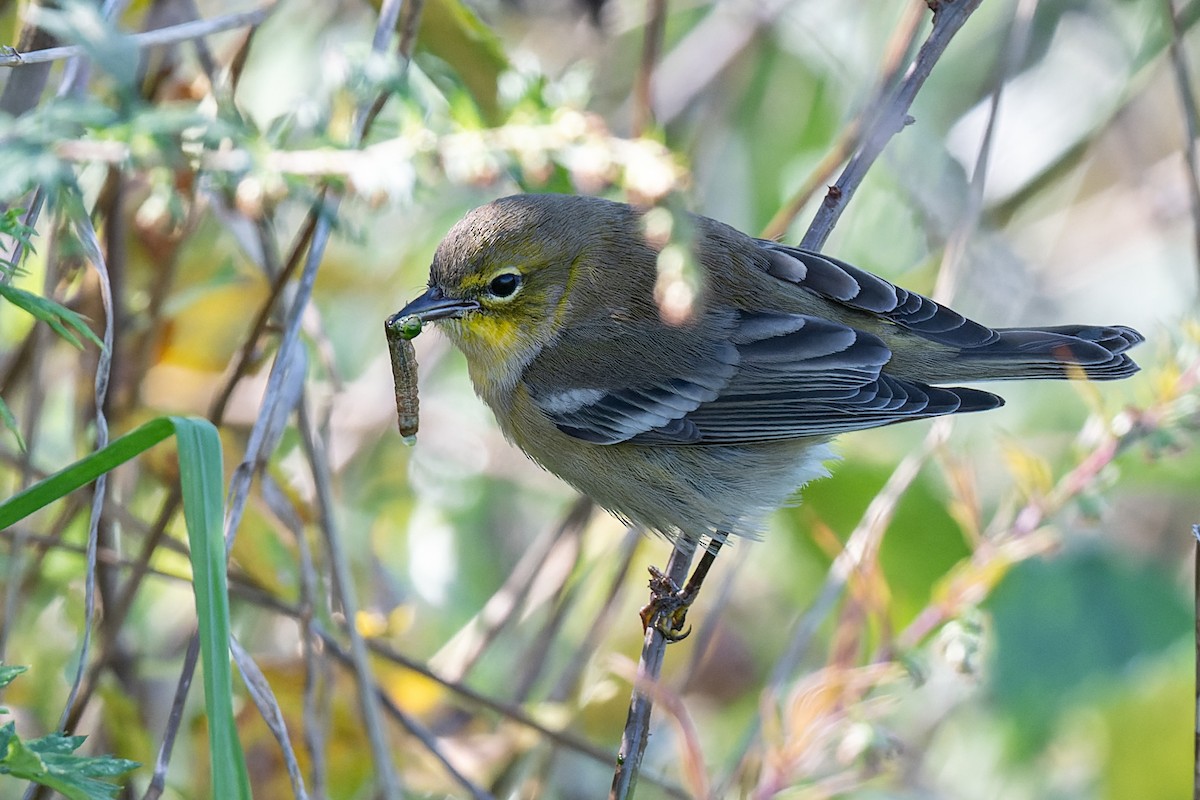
[639,566,696,642]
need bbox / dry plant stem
[610,542,694,800]
[760,1,925,241]
[613,660,710,799]
[1164,0,1200,270]
[713,421,949,796]
[0,527,195,583]
[315,632,496,800]
[360,0,424,134]
[266,471,331,799]
[95,169,124,582]
[510,531,587,702]
[209,206,319,419]
[0,4,276,68]
[434,496,593,683]
[632,0,667,136]
[175,0,221,83]
[1193,523,1199,795]
[681,543,749,687]
[147,0,421,786]
[0,522,688,798]
[549,527,641,701]
[53,203,114,736]
[143,634,200,800]
[0,192,42,287]
[0,0,56,116]
[397,0,426,70]
[231,637,311,800]
[897,370,1199,649]
[800,0,984,252]
[355,0,407,143]
[298,397,406,798]
[645,0,792,125]
[760,121,862,242]
[935,0,1037,300]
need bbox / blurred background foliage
[0,0,1197,797]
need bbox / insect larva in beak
[384,314,422,443]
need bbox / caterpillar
[385,314,422,442]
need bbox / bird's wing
[523,310,1002,446]
[520,312,741,445]
[756,242,1000,348]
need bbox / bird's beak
[390,286,480,326]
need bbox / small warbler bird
[393,193,1141,564]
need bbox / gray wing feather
[530,311,1002,446]
[760,244,1001,347]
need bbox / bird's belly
[504,403,834,543]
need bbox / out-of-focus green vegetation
[0,0,1196,797]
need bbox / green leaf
[415,0,509,123]
[0,207,36,277]
[0,283,105,351]
[0,664,28,691]
[2,731,138,800]
[23,733,85,756]
[1,721,141,800]
[0,396,26,452]
[1,729,49,778]
[983,548,1191,753]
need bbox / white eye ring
[486,269,523,300]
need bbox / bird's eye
[487,271,522,299]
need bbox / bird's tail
[928,324,1144,383]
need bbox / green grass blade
[170,417,251,799]
[0,418,174,530]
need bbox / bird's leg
[639,538,723,642]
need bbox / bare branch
[1164,0,1200,272]
[610,542,693,800]
[761,1,924,241]
[801,0,985,251]
[632,0,668,137]
[0,4,275,68]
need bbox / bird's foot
[639,566,697,642]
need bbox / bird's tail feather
[943,324,1144,382]
[907,323,1142,383]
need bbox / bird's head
[393,194,650,390]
